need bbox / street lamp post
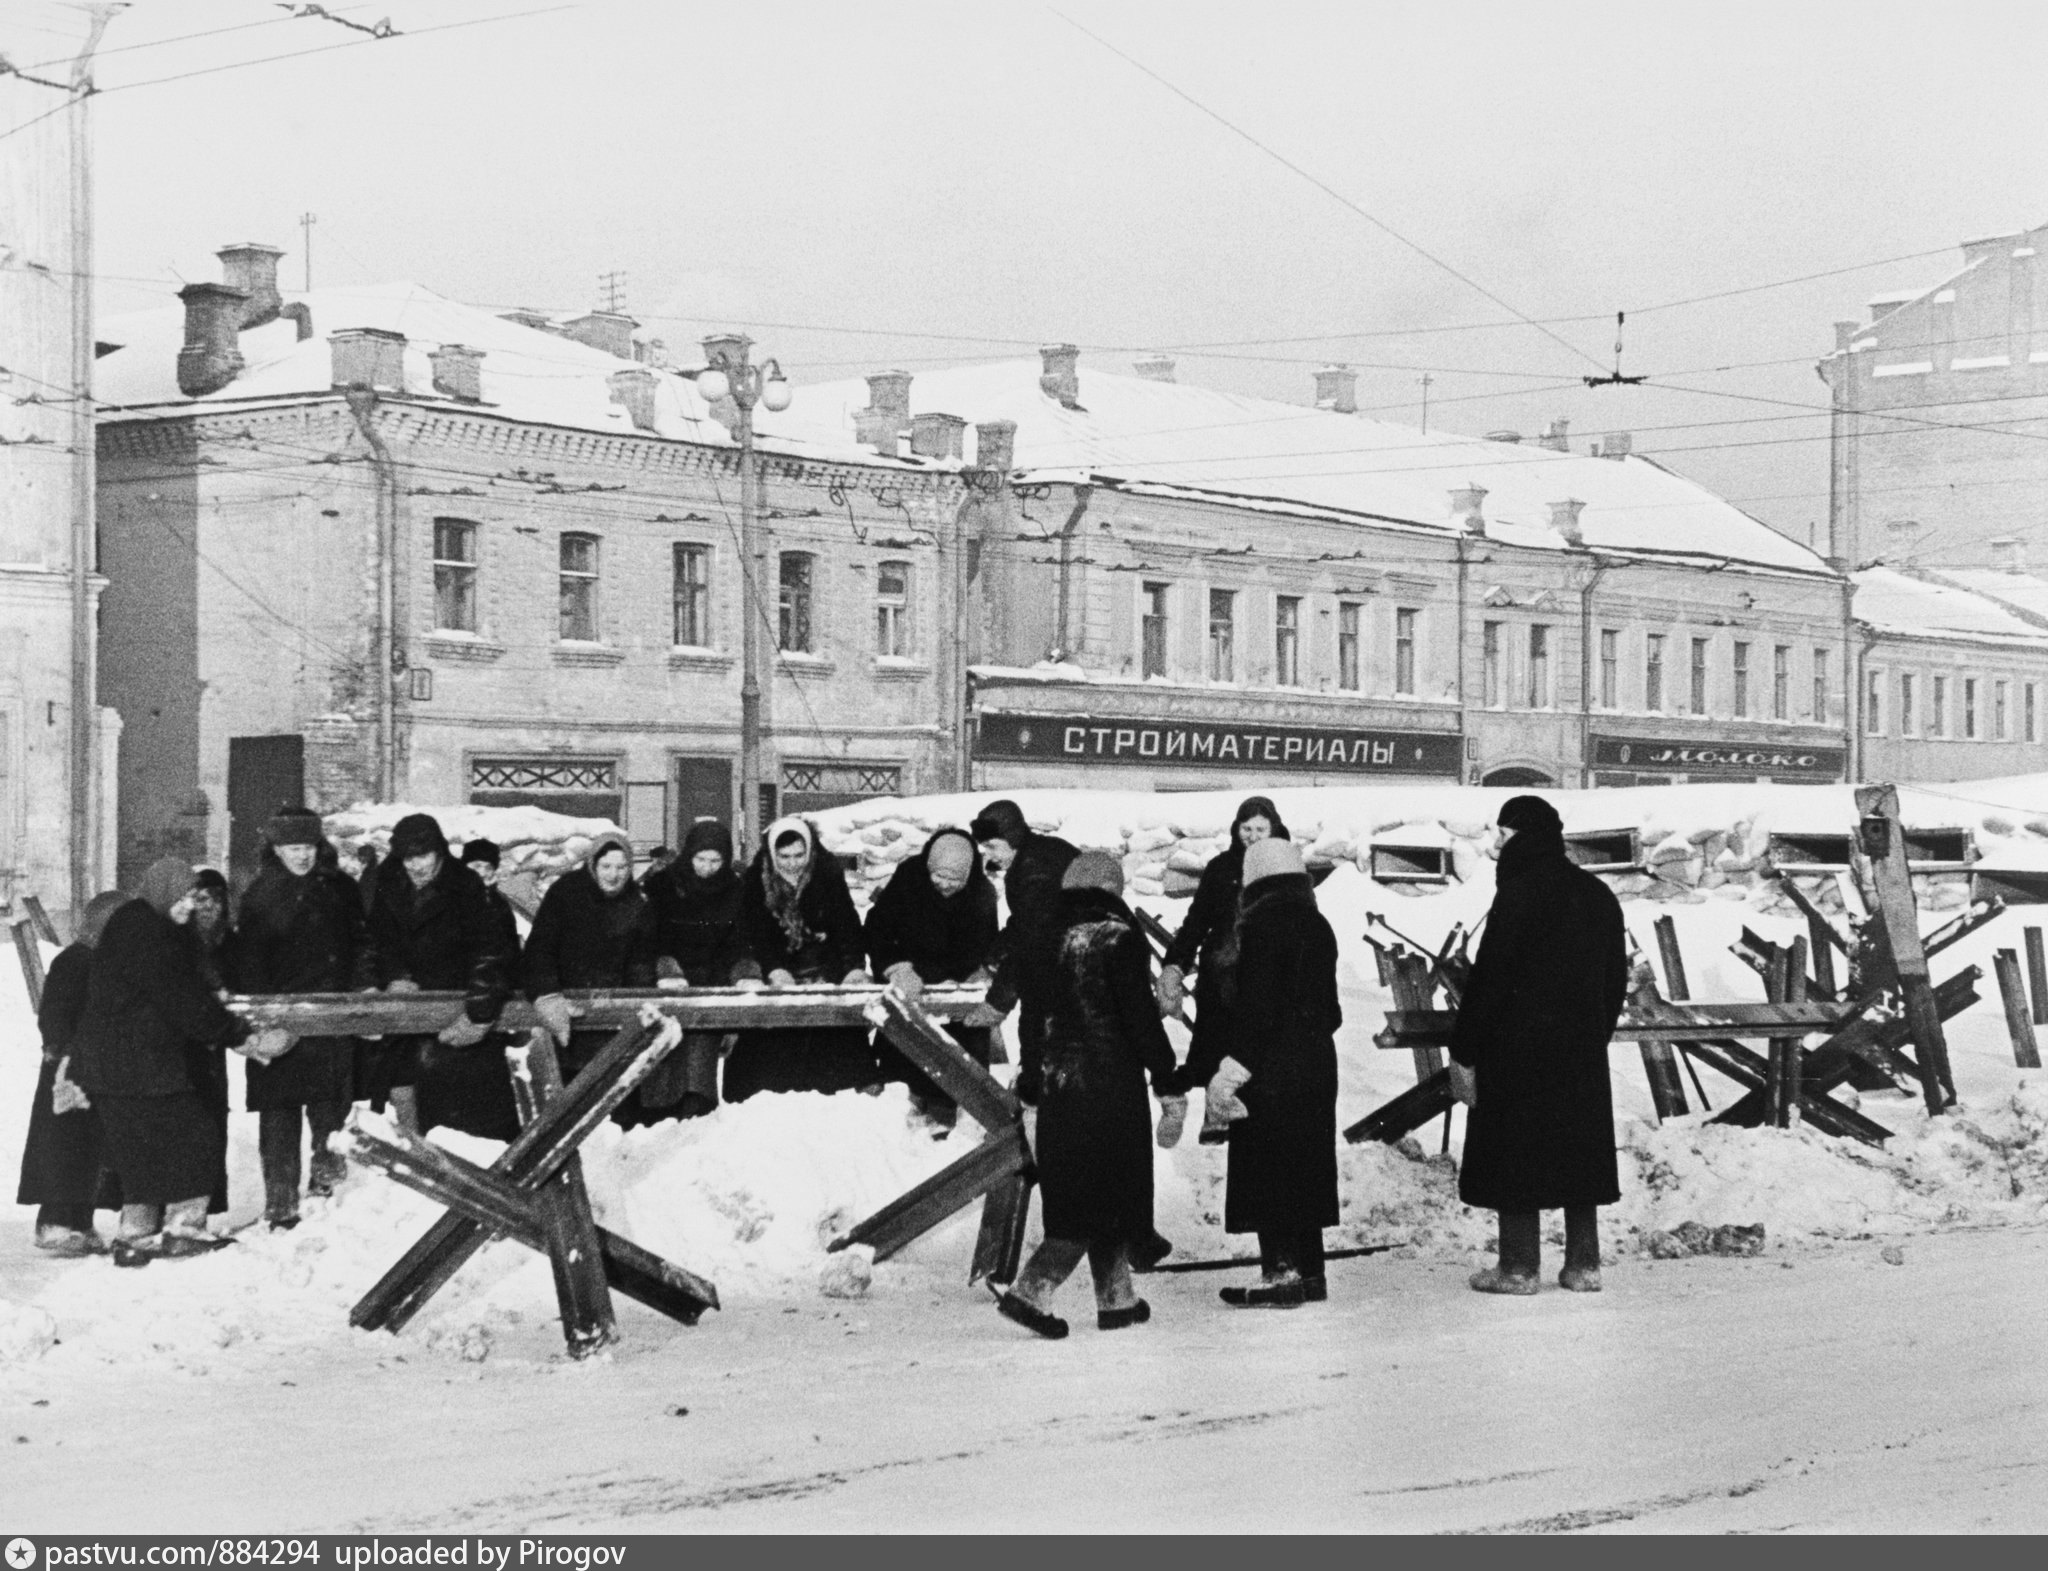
[696,335,791,848]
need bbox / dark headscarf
[969,799,1031,848]
[133,856,196,918]
[1230,794,1290,847]
[76,889,134,949]
[1497,794,1568,882]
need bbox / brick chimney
[1133,354,1176,383]
[1549,498,1586,546]
[1313,364,1357,414]
[866,370,912,426]
[1990,536,2028,574]
[974,419,1017,474]
[1449,485,1487,535]
[607,367,658,431]
[561,311,638,360]
[910,411,966,460]
[854,409,899,455]
[1885,518,1922,562]
[329,327,407,392]
[175,282,249,397]
[1538,417,1571,452]
[1038,343,1080,406]
[430,344,485,402]
[1596,431,1632,459]
[218,243,284,329]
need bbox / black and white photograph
[5,0,2048,1538]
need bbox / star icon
[6,1539,37,1570]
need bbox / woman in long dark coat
[363,813,518,1140]
[523,832,659,1084]
[68,858,283,1265]
[969,799,1079,1104]
[726,818,878,1101]
[184,867,236,1216]
[231,807,371,1228]
[996,853,1185,1341]
[636,817,745,1120]
[1211,837,1341,1308]
[1449,794,1627,1295]
[864,827,1000,1130]
[1161,796,1289,1126]
[15,890,131,1255]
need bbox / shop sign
[975,712,1462,775]
[1590,734,1845,779]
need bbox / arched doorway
[1481,765,1554,788]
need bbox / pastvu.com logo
[6,1538,36,1569]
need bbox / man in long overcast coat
[1449,794,1627,1294]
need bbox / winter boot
[1467,1266,1539,1295]
[1222,1274,1306,1309]
[307,1153,348,1198]
[996,1291,1070,1340]
[1558,1266,1603,1292]
[1097,1299,1151,1332]
[111,1235,160,1269]
[34,1224,108,1258]
[1301,1276,1329,1302]
[1130,1228,1173,1273]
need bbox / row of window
[1139,582,1419,693]
[431,520,915,658]
[1864,669,2040,742]
[1478,624,1834,720]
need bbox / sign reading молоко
[1589,734,1845,778]
[973,712,1461,774]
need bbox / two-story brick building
[771,351,1854,793]
[94,246,975,885]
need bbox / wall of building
[1859,634,2048,783]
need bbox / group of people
[16,788,1625,1326]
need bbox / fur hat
[267,805,324,847]
[1243,837,1306,887]
[458,836,501,869]
[389,813,450,862]
[1061,850,1125,896]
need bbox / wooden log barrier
[2027,927,2048,1027]
[21,894,60,947]
[1855,785,1957,1113]
[1993,949,2044,1071]
[510,1030,616,1357]
[11,919,45,1014]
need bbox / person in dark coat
[15,890,131,1256]
[352,844,381,914]
[231,806,371,1229]
[864,827,1001,1131]
[362,814,518,1140]
[1207,838,1342,1308]
[726,817,878,1101]
[1160,796,1290,1130]
[524,831,659,1084]
[182,866,236,1216]
[460,838,523,956]
[969,800,1079,1105]
[996,853,1185,1340]
[68,858,286,1266]
[637,818,746,1121]
[1449,794,1627,1295]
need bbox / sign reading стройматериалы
[973,712,1461,775]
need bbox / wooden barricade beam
[1344,1068,1453,1146]
[1374,1000,1853,1050]
[11,919,46,1014]
[21,894,60,947]
[1993,950,2044,1071]
[2027,927,2048,1027]
[1854,785,1956,1114]
[510,1030,616,1357]
[1652,913,1715,1112]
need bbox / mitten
[1156,965,1186,1017]
[841,968,870,987]
[533,992,576,1045]
[1155,1094,1188,1149]
[885,961,924,1003]
[437,1014,490,1048]
[655,954,685,982]
[767,968,798,989]
[1449,1060,1478,1108]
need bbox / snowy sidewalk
[6,1222,2046,1534]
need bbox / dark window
[1995,679,2010,740]
[1337,602,1361,690]
[1274,595,1301,686]
[1690,637,1709,715]
[778,552,814,653]
[781,761,902,817]
[2028,682,2038,743]
[1931,675,1947,736]
[1773,645,1790,721]
[433,519,478,633]
[1812,648,1829,722]
[1482,620,1502,707]
[470,755,620,823]
[1733,641,1750,718]
[1394,607,1417,695]
[559,533,599,642]
[673,543,711,647]
[876,559,910,657]
[1599,629,1618,709]
[1900,673,1916,735]
[1646,634,1665,712]
[1527,624,1550,709]
[1141,582,1169,678]
[1208,589,1235,681]
[1867,669,1885,736]
[1964,677,1979,739]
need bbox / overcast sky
[20,0,2048,547]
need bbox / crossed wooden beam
[227,984,1002,1357]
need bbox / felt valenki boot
[1469,1210,1541,1295]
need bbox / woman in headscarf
[995,853,1185,1341]
[637,818,746,1120]
[15,890,131,1256]
[863,827,1001,1131]
[68,858,286,1266]
[1159,796,1290,1128]
[1208,838,1343,1309]
[726,817,878,1101]
[362,812,518,1139]
[233,807,372,1229]
[523,832,659,1085]
[1449,794,1627,1296]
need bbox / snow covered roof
[1852,566,2048,647]
[1930,569,2048,629]
[92,282,910,469]
[763,359,1833,575]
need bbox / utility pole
[599,270,626,313]
[1419,372,1433,433]
[68,3,118,922]
[300,211,316,290]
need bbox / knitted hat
[1061,850,1125,896]
[1497,794,1563,836]
[1243,837,1306,887]
[267,805,324,847]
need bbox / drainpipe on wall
[1577,556,1612,789]
[344,388,398,800]
[1454,534,1469,782]
[1052,484,1093,661]
[1849,596,1875,785]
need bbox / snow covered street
[4,1218,2046,1533]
